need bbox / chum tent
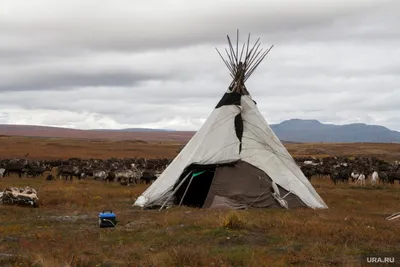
[133,31,328,210]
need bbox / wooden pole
[236,29,239,66]
[178,172,195,206]
[244,38,260,63]
[246,44,262,71]
[227,35,238,66]
[245,45,274,81]
[216,48,235,78]
[224,48,236,71]
[239,42,246,64]
[159,171,192,210]
[244,33,251,67]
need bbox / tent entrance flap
[174,168,216,208]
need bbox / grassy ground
[2,135,400,162]
[0,136,180,160]
[0,177,399,266]
[1,136,400,266]
[286,142,400,162]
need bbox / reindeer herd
[0,155,400,187]
[0,157,171,185]
[298,156,400,185]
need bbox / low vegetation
[2,135,400,162]
[1,136,400,266]
[0,136,180,160]
[0,177,399,266]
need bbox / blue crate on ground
[98,210,118,228]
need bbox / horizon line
[0,118,395,132]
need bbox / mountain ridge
[270,119,400,143]
[0,119,399,143]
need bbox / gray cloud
[1,0,400,131]
[0,72,162,91]
[1,0,397,53]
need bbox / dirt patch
[125,218,158,230]
[217,231,275,247]
[42,214,90,222]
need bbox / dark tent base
[174,168,216,208]
[172,161,307,209]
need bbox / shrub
[222,211,247,229]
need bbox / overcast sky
[1,0,399,131]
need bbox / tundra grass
[0,177,399,266]
[2,135,400,162]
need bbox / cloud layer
[1,0,400,130]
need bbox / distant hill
[1,119,399,143]
[270,119,400,143]
[0,124,194,142]
[93,128,172,132]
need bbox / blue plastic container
[98,210,118,228]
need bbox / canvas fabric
[133,91,328,210]
[203,161,307,209]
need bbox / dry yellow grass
[286,142,400,162]
[0,136,180,159]
[0,177,399,266]
[2,135,400,162]
[1,136,400,266]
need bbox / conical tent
[134,31,328,210]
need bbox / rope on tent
[271,181,289,209]
[248,179,292,210]
[159,171,192,211]
[281,190,293,200]
[248,183,272,208]
[239,126,312,207]
[241,117,323,206]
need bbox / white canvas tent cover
[133,31,328,210]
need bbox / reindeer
[57,165,80,181]
[371,171,379,186]
[25,164,53,177]
[355,173,366,186]
[4,159,28,178]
